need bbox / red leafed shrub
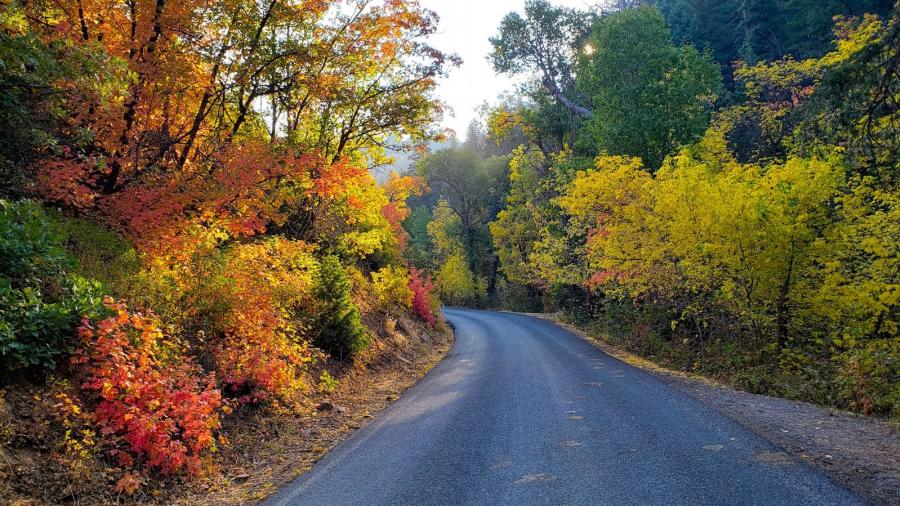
[409,267,437,328]
[72,298,223,476]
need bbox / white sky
[421,0,594,139]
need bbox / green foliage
[576,6,722,169]
[403,205,435,268]
[489,0,590,76]
[0,200,72,281]
[56,215,141,299]
[0,200,105,370]
[653,0,895,70]
[311,256,369,360]
[489,0,595,118]
[418,148,509,272]
[411,146,512,302]
[489,147,549,287]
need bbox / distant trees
[490,4,721,169]
[652,0,896,72]
[407,146,509,305]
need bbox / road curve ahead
[267,309,863,506]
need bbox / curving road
[266,309,864,506]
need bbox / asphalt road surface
[266,308,864,505]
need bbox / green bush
[311,256,369,360]
[0,200,71,284]
[57,213,140,299]
[0,200,105,370]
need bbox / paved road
[267,309,864,505]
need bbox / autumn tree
[23,0,456,249]
[417,148,507,274]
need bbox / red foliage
[72,298,223,476]
[408,267,436,328]
[585,269,630,291]
[38,152,102,208]
[39,142,343,256]
[96,144,327,254]
[312,160,366,201]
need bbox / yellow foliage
[427,200,463,258]
[436,252,485,306]
[371,265,414,312]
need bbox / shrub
[311,256,369,359]
[131,226,235,340]
[371,265,413,313]
[0,200,105,370]
[0,199,71,283]
[1,275,105,370]
[72,298,223,477]
[408,267,437,328]
[318,370,339,393]
[213,238,317,403]
[57,214,141,299]
[837,338,900,417]
[134,233,318,404]
[435,251,486,306]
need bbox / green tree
[797,10,900,186]
[576,6,721,170]
[489,0,595,118]
[653,0,895,72]
[311,256,369,360]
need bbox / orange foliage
[213,239,318,404]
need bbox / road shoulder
[528,312,900,506]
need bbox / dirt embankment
[537,313,900,506]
